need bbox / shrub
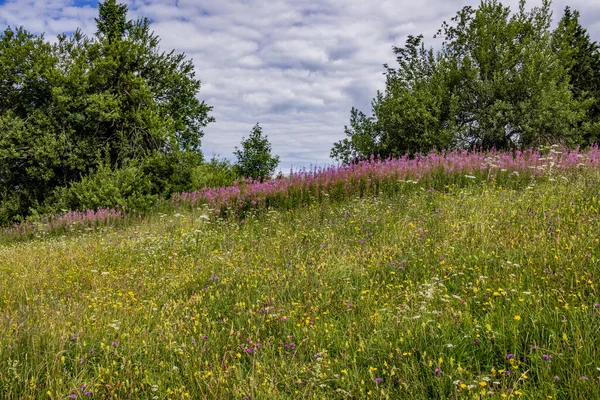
[191,157,239,190]
[49,161,158,214]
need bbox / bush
[140,151,203,197]
[47,161,158,214]
[191,157,239,189]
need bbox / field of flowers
[1,148,600,399]
[4,146,600,242]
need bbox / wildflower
[474,339,481,345]
[375,378,383,383]
[553,376,560,381]
[514,315,521,321]
[506,354,515,359]
[581,376,589,381]
[434,369,442,375]
[111,341,118,347]
[542,354,551,361]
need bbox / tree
[234,124,280,181]
[0,0,213,224]
[553,7,600,144]
[440,0,584,149]
[332,0,591,162]
[331,35,456,163]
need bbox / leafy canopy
[332,0,598,163]
[0,0,213,224]
[234,124,280,181]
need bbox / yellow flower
[514,315,521,321]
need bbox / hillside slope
[1,172,600,399]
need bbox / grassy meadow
[1,151,600,399]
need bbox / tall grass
[4,146,599,242]
[172,146,600,216]
[1,161,599,398]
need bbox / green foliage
[331,35,456,163]
[0,0,212,224]
[191,157,239,190]
[333,0,594,162]
[51,161,158,213]
[140,151,203,198]
[441,0,584,148]
[234,123,280,181]
[42,151,202,215]
[553,7,600,144]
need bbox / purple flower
[375,378,383,383]
[581,376,589,381]
[554,376,560,381]
[70,395,77,399]
[434,369,442,375]
[474,339,481,345]
[84,392,92,397]
[111,341,118,347]
[542,354,551,361]
[506,353,514,359]
[530,345,539,350]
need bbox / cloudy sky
[1,0,599,170]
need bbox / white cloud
[1,0,599,170]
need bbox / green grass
[1,171,599,399]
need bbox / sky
[1,0,599,170]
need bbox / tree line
[332,0,600,163]
[0,0,279,225]
[1,0,598,225]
